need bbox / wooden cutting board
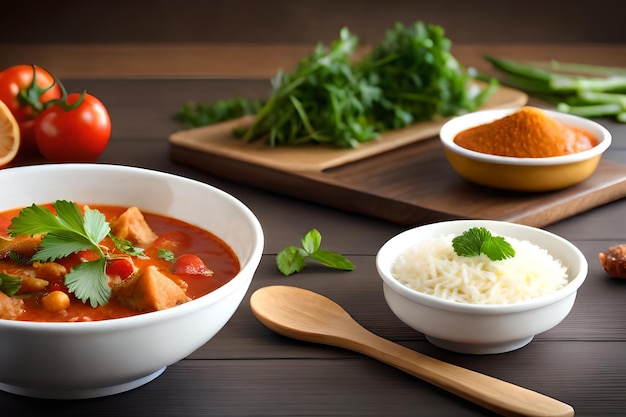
[169,86,626,227]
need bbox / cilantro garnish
[158,248,176,262]
[451,227,515,261]
[8,200,112,307]
[109,233,146,258]
[276,228,355,276]
[0,272,22,296]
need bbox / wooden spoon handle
[340,327,574,417]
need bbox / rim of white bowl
[0,163,264,331]
[376,219,588,315]
[439,107,612,166]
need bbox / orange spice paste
[453,107,598,158]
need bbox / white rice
[391,234,569,304]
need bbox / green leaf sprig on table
[7,200,134,307]
[485,55,626,122]
[176,21,498,148]
[451,227,515,262]
[276,228,355,276]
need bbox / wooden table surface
[1,43,626,416]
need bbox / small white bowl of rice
[376,220,587,354]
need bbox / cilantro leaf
[54,199,89,232]
[481,235,516,261]
[33,231,93,262]
[276,229,355,276]
[110,233,146,258]
[64,259,111,308]
[0,272,22,296]
[158,248,176,262]
[83,207,110,243]
[7,203,61,236]
[451,227,490,257]
[452,227,515,261]
[7,200,112,307]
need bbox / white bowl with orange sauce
[439,106,612,191]
[0,164,264,399]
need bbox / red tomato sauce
[0,204,240,322]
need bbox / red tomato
[106,258,135,281]
[154,231,193,252]
[34,92,111,162]
[0,65,62,156]
[144,231,193,260]
[173,254,212,277]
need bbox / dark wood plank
[170,129,626,228]
[3,342,625,417]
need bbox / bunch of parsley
[357,22,498,129]
[238,28,381,148]
[176,21,497,148]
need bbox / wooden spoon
[250,285,574,417]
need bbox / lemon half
[0,99,20,167]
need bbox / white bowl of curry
[439,106,612,191]
[0,164,264,399]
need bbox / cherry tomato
[106,258,135,281]
[144,231,193,260]
[0,65,62,156]
[34,92,111,162]
[154,231,193,252]
[173,254,212,277]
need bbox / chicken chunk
[109,207,158,248]
[17,275,49,294]
[113,265,188,312]
[32,261,67,281]
[0,291,24,320]
[0,234,43,261]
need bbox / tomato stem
[17,65,58,113]
[43,80,87,112]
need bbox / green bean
[484,55,554,82]
[556,102,623,118]
[542,60,626,76]
[486,55,626,123]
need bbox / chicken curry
[0,201,240,322]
